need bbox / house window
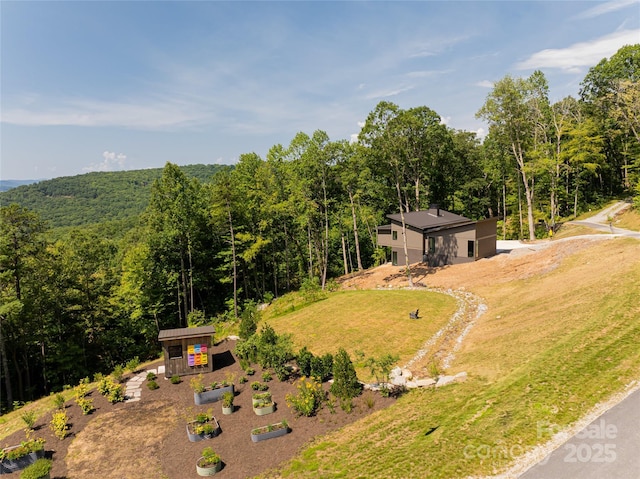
[168,345,182,359]
[392,251,398,266]
[468,240,475,258]
[428,237,435,254]
[392,230,398,240]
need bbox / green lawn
[270,238,640,478]
[264,289,457,379]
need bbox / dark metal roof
[386,209,473,231]
[378,224,392,232]
[158,326,215,342]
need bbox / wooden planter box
[186,417,221,442]
[0,448,45,474]
[194,385,234,406]
[250,423,290,443]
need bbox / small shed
[158,326,215,378]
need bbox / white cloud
[1,96,211,130]
[440,116,451,125]
[575,0,639,19]
[365,85,415,100]
[407,35,470,59]
[406,69,452,79]
[349,121,366,144]
[83,151,127,173]
[515,29,640,72]
[476,80,495,88]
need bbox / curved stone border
[400,287,487,373]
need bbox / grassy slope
[614,206,640,230]
[265,290,457,380]
[273,238,640,478]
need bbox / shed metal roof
[158,326,215,341]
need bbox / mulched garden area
[1,339,394,478]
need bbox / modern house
[158,325,215,378]
[377,205,497,267]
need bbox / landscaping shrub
[111,364,125,383]
[52,393,65,410]
[286,376,325,417]
[170,375,181,384]
[365,353,399,397]
[125,356,141,374]
[296,346,313,377]
[261,371,272,382]
[20,410,37,431]
[101,378,125,404]
[50,410,68,439]
[330,348,361,405]
[311,353,334,381]
[74,380,90,400]
[146,372,157,381]
[235,323,294,373]
[97,376,110,395]
[107,385,124,404]
[239,301,259,340]
[75,396,94,415]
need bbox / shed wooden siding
[158,326,215,378]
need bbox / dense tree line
[1,45,638,411]
[0,164,226,229]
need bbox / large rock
[390,367,402,378]
[414,378,436,388]
[435,375,456,388]
[454,371,468,382]
[391,375,407,386]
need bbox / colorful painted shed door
[188,344,208,367]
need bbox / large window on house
[168,345,183,359]
[468,240,475,258]
[392,251,398,266]
[392,230,398,240]
[428,237,435,254]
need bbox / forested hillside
[1,45,638,412]
[0,164,226,228]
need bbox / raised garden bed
[250,420,290,443]
[0,442,45,474]
[194,384,234,406]
[186,417,221,442]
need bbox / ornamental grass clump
[286,376,325,417]
[20,410,37,432]
[19,458,52,479]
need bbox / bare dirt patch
[340,236,615,292]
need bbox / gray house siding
[377,207,497,267]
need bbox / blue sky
[1,1,639,180]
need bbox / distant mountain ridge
[0,179,41,192]
[0,164,227,228]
